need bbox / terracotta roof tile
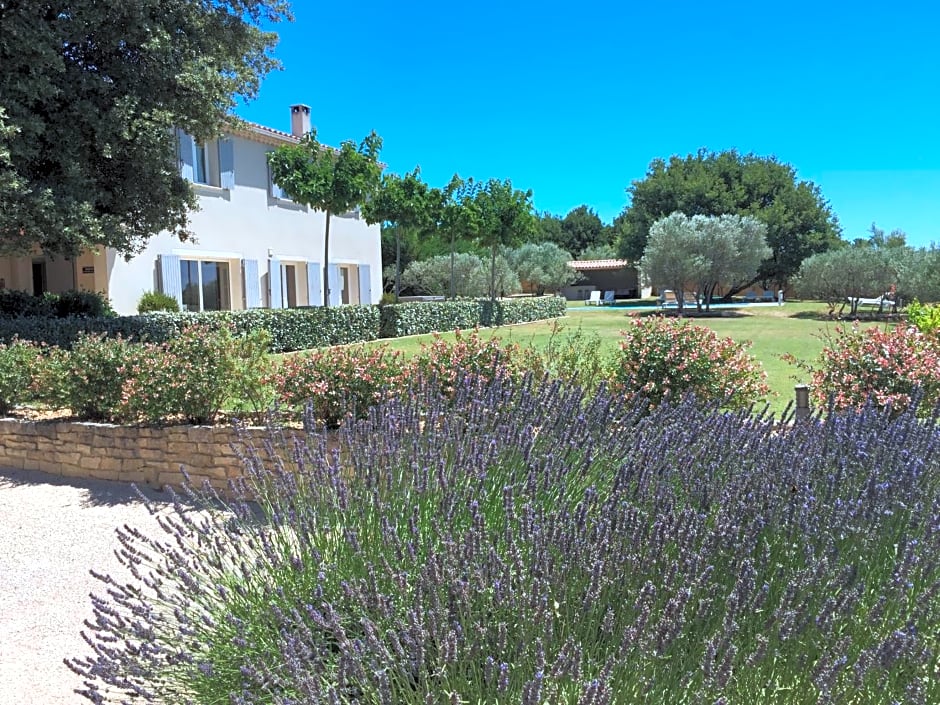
[568,259,632,271]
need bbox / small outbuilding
[560,259,647,302]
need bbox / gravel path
[0,468,174,705]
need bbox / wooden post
[794,384,811,421]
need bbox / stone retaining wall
[0,418,301,492]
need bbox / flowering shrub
[410,328,530,397]
[119,325,274,425]
[271,344,407,427]
[803,323,940,416]
[26,325,274,425]
[609,315,769,408]
[0,338,41,415]
[33,333,137,420]
[69,378,940,704]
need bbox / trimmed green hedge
[379,296,566,337]
[0,306,380,353]
[0,297,565,352]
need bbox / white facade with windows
[0,104,382,315]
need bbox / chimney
[290,104,311,137]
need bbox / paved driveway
[0,469,174,705]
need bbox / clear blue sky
[236,1,940,247]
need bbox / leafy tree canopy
[616,149,842,286]
[401,252,519,298]
[268,128,383,306]
[509,242,580,295]
[640,212,769,313]
[792,246,898,314]
[0,0,290,256]
[473,179,537,300]
[362,167,440,300]
[535,206,612,258]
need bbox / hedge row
[0,306,380,353]
[0,297,566,352]
[379,296,567,337]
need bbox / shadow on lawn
[789,310,900,322]
[626,309,751,319]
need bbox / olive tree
[510,242,580,295]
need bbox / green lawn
[366,300,892,415]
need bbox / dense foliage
[793,246,898,314]
[0,338,40,414]
[362,167,442,301]
[378,296,566,338]
[509,242,580,295]
[0,289,115,318]
[609,316,770,409]
[400,253,518,298]
[616,149,842,286]
[137,291,181,313]
[269,344,407,427]
[30,326,273,424]
[640,212,769,312]
[795,242,940,311]
[0,306,382,352]
[793,323,940,417]
[536,205,614,258]
[908,300,940,334]
[473,179,538,300]
[68,375,940,704]
[267,128,383,307]
[0,0,289,255]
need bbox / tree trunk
[395,227,402,302]
[323,210,331,307]
[449,230,456,300]
[489,243,497,302]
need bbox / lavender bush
[68,377,940,704]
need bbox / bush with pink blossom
[609,315,769,409]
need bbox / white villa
[0,104,382,315]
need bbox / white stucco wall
[106,133,382,315]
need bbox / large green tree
[640,212,769,314]
[692,214,770,311]
[792,246,898,315]
[639,212,705,315]
[0,0,290,256]
[616,149,842,287]
[473,179,537,301]
[362,167,438,301]
[268,128,383,307]
[535,206,612,258]
[510,242,580,295]
[440,175,481,299]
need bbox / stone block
[78,455,102,470]
[55,451,83,466]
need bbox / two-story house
[0,104,382,315]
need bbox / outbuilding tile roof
[567,259,632,271]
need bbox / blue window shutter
[177,130,194,181]
[306,262,322,306]
[219,136,235,190]
[328,264,342,306]
[357,264,372,304]
[158,254,182,305]
[268,258,282,309]
[242,259,261,308]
